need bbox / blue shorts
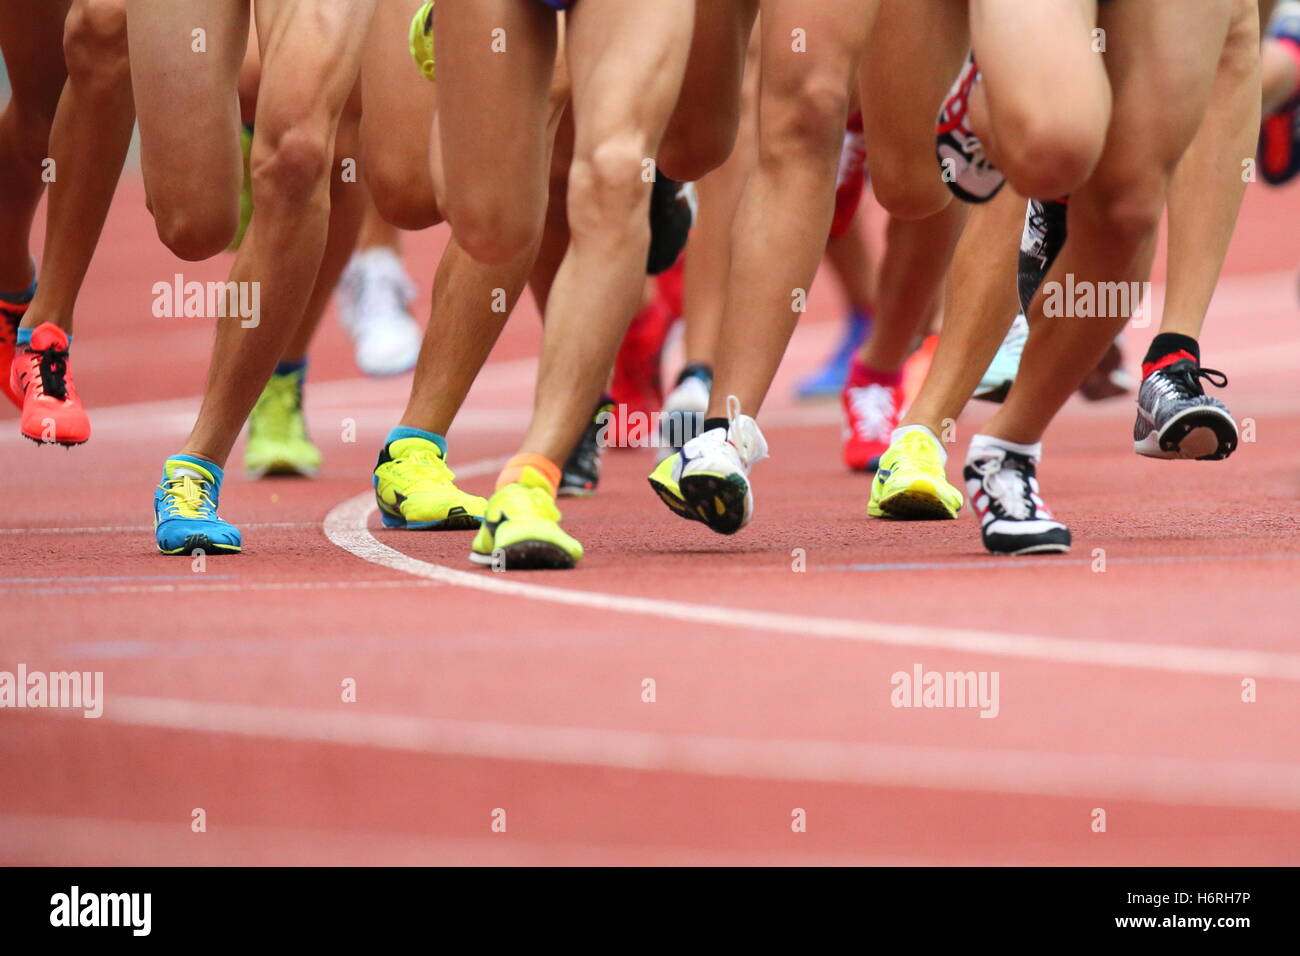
[536,0,576,9]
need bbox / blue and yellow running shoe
[868,426,963,520]
[154,455,243,554]
[470,466,583,569]
[409,1,436,82]
[374,432,486,530]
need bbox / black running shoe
[964,441,1070,556]
[1133,358,1237,460]
[647,172,694,275]
[1017,197,1068,314]
[559,396,615,497]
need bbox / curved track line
[323,486,1300,681]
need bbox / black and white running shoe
[559,396,615,497]
[936,55,1006,204]
[964,439,1071,556]
[1133,358,1238,460]
[1017,197,1069,314]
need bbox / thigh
[564,0,695,176]
[432,0,554,210]
[659,0,758,179]
[253,0,374,138]
[127,0,248,200]
[0,0,70,123]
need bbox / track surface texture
[2,178,1298,865]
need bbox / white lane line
[95,695,1300,811]
[325,487,1300,681]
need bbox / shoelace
[1161,363,1228,399]
[893,430,944,472]
[724,395,769,467]
[32,342,71,401]
[847,383,897,444]
[160,475,215,520]
[393,447,455,486]
[973,453,1033,521]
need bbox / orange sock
[496,452,561,494]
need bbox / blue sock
[274,358,306,377]
[0,274,36,305]
[385,426,446,456]
[16,327,72,348]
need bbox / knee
[657,118,737,182]
[154,204,237,261]
[448,190,541,265]
[870,154,954,221]
[366,161,442,230]
[566,134,652,236]
[63,0,130,91]
[761,75,851,165]
[1075,176,1167,248]
[996,113,1106,200]
[250,118,333,208]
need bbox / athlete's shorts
[536,0,577,9]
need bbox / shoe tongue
[518,465,556,497]
[389,436,443,459]
[29,322,68,351]
[166,461,214,484]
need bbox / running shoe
[656,363,711,463]
[842,364,902,472]
[470,466,583,570]
[608,282,675,439]
[795,308,871,399]
[10,322,91,445]
[0,281,33,408]
[336,247,422,377]
[1260,2,1300,185]
[973,313,1028,404]
[1078,337,1133,402]
[409,1,436,82]
[154,455,242,555]
[868,427,962,520]
[559,396,615,497]
[1018,198,1068,314]
[244,366,321,478]
[936,54,1006,203]
[647,172,695,276]
[964,437,1070,555]
[661,396,768,535]
[1133,356,1237,460]
[373,434,486,529]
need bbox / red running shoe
[0,296,28,408]
[10,322,91,445]
[841,360,903,472]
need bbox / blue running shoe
[796,308,871,399]
[154,455,243,555]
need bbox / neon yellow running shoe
[244,366,321,478]
[647,451,698,523]
[373,434,485,530]
[470,466,583,570]
[409,1,436,82]
[868,427,963,520]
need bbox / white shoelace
[725,395,769,469]
[847,383,897,444]
[973,453,1031,520]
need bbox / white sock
[968,433,1043,463]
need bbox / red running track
[1,177,1298,865]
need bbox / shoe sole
[679,472,748,535]
[647,475,699,522]
[1135,406,1238,461]
[246,462,319,479]
[557,485,596,499]
[971,381,1011,404]
[983,528,1072,556]
[21,432,88,447]
[158,533,242,556]
[989,541,1071,556]
[871,480,960,520]
[378,503,481,531]
[468,540,576,570]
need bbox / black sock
[676,362,713,390]
[703,417,730,435]
[1144,333,1199,368]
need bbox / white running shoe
[964,436,1070,556]
[677,395,769,535]
[336,247,421,377]
[973,313,1028,403]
